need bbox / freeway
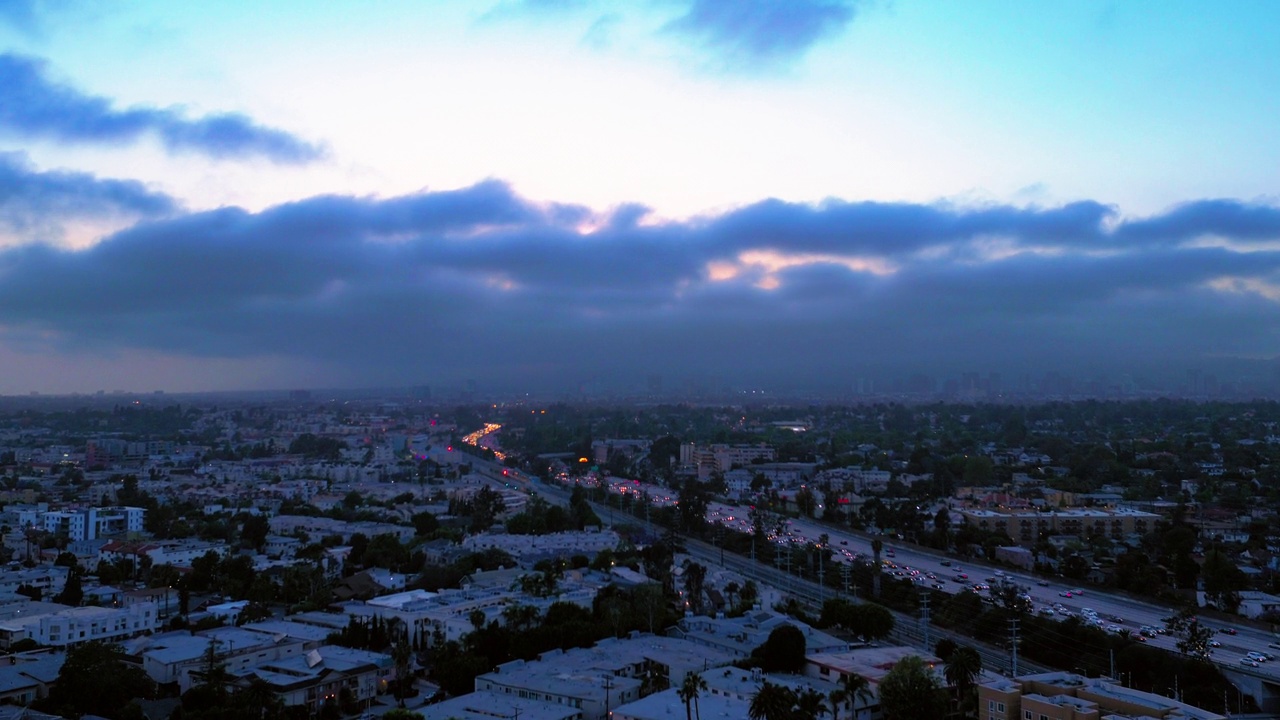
[463,457,1280,685]
[772,512,1280,682]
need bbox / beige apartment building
[979,672,1224,720]
[956,507,1159,547]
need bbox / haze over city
[2,1,1279,396]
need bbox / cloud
[1115,199,1280,246]
[0,53,326,164]
[0,151,177,241]
[663,0,860,70]
[2,182,1280,392]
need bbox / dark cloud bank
[1,175,1279,393]
[0,53,324,163]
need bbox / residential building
[0,602,158,649]
[41,507,145,542]
[419,690,581,720]
[671,609,848,658]
[978,671,1226,720]
[221,644,390,715]
[955,507,1159,547]
[474,635,734,720]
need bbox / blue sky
[0,0,1278,394]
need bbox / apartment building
[222,645,389,715]
[679,443,776,475]
[979,672,1225,720]
[475,635,734,720]
[956,507,1159,547]
[0,602,159,649]
[42,506,145,542]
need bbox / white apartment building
[0,602,159,649]
[679,443,776,475]
[42,506,145,541]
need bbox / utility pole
[1109,648,1115,681]
[1009,618,1020,677]
[919,592,931,651]
[840,561,851,597]
[603,674,614,718]
[817,553,825,600]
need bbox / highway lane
[465,461,1280,682]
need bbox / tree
[933,508,951,550]
[677,477,710,534]
[677,671,708,720]
[682,560,707,615]
[838,672,874,720]
[392,626,413,707]
[37,641,156,718]
[847,603,895,643]
[795,486,818,518]
[752,624,807,673]
[1164,607,1215,662]
[795,687,828,720]
[54,570,83,606]
[239,514,270,552]
[466,485,505,531]
[944,645,982,714]
[412,510,440,537]
[877,656,947,720]
[1201,545,1247,614]
[989,578,1032,614]
[749,680,797,720]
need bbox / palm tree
[944,645,982,715]
[795,687,828,720]
[749,680,797,720]
[677,671,709,720]
[501,603,540,632]
[828,686,847,720]
[839,673,874,720]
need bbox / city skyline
[1,1,1279,394]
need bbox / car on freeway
[1037,580,1050,586]
[1209,640,1222,647]
[1219,627,1237,635]
[1108,615,1123,623]
[940,560,952,566]
[1059,591,1073,598]
[1246,652,1268,663]
[1073,588,1085,595]
[1242,658,1260,667]
[1108,625,1122,633]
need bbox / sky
[0,0,1279,396]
